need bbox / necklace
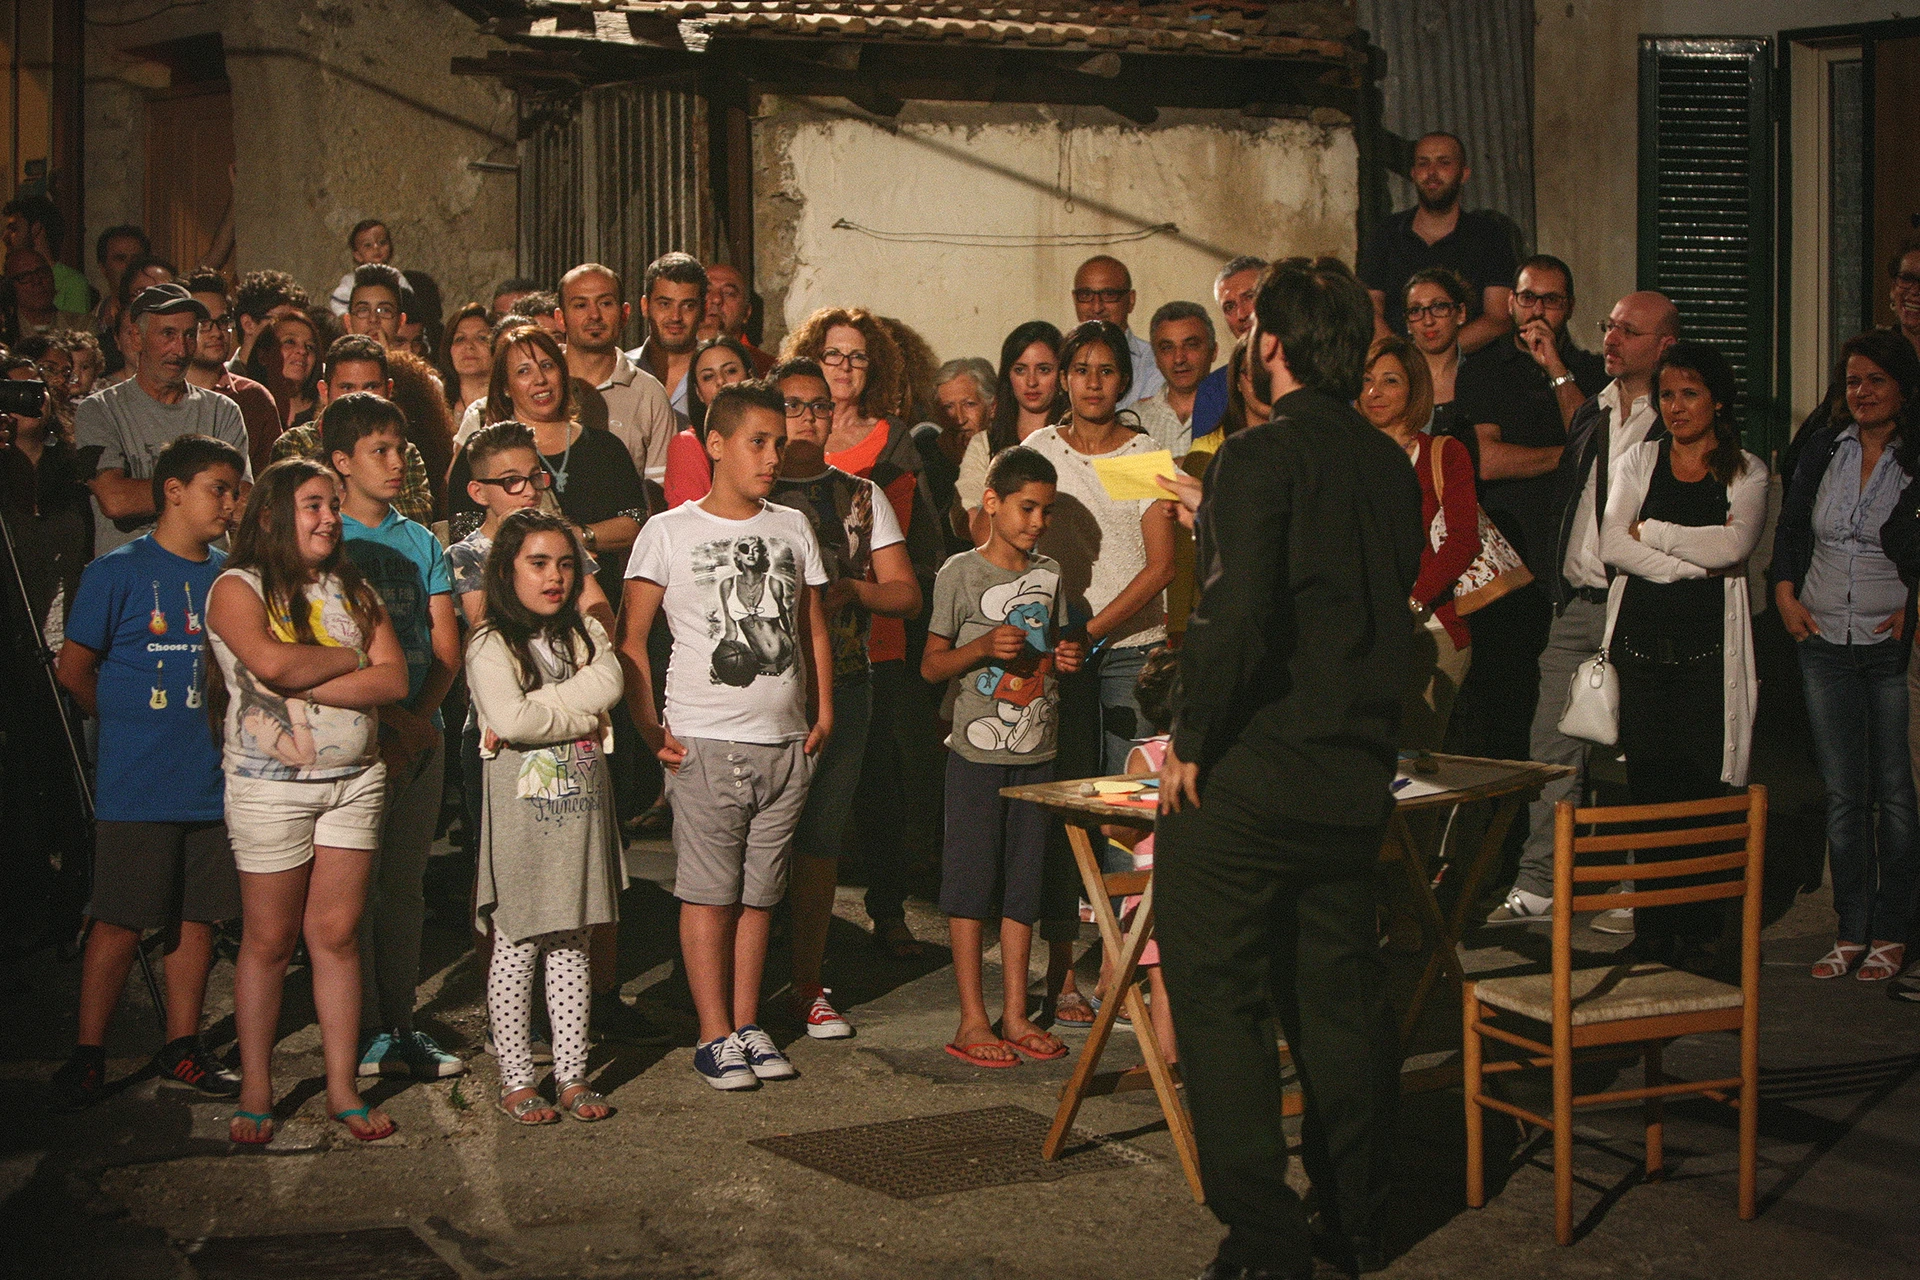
[539,422,579,494]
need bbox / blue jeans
[1797,636,1920,944]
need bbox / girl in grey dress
[466,511,625,1123]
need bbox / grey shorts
[87,820,241,931]
[670,737,814,908]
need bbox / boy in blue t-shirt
[47,434,247,1111]
[321,393,464,1081]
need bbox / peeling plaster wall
[85,0,517,319]
[754,98,1358,365]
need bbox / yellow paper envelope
[1091,450,1177,501]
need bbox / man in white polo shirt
[558,261,677,487]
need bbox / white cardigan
[1597,441,1767,787]
[466,615,622,756]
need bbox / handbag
[1556,588,1620,746]
[1429,435,1533,615]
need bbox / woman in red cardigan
[1360,335,1481,749]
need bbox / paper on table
[1091,450,1178,501]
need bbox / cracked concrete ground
[4,825,1916,1280]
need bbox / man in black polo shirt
[1443,255,1606,785]
[1158,258,1423,1280]
[1357,131,1517,354]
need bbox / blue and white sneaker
[357,1030,400,1078]
[735,1024,797,1080]
[692,1032,760,1091]
[394,1029,466,1079]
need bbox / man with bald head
[1071,255,1163,410]
[1356,131,1517,354]
[698,261,775,374]
[1488,289,1680,926]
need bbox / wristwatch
[580,524,598,552]
[1549,372,1576,390]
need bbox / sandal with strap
[1811,942,1866,980]
[1857,941,1905,982]
[555,1078,612,1122]
[229,1109,275,1145]
[496,1087,559,1126]
[333,1105,395,1141]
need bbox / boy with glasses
[345,263,411,351]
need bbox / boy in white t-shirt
[618,381,834,1091]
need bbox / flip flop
[1002,1030,1068,1062]
[1052,990,1096,1027]
[229,1110,275,1145]
[333,1105,395,1141]
[944,1041,1020,1069]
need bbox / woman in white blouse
[1598,342,1767,966]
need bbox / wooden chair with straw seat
[1462,785,1765,1244]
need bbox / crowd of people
[5,127,1920,1278]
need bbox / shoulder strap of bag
[1430,433,1446,502]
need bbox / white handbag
[1556,591,1620,746]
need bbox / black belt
[1570,586,1609,604]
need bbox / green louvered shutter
[1638,37,1775,450]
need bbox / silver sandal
[496,1086,559,1125]
[555,1077,612,1122]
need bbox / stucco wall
[85,0,517,321]
[754,97,1358,366]
[1534,0,1904,328]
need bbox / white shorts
[224,764,388,874]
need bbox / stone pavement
[3,827,1917,1280]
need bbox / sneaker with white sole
[795,985,853,1039]
[483,1022,554,1065]
[393,1029,466,1079]
[1591,907,1635,935]
[357,1030,400,1077]
[735,1024,797,1080]
[693,1033,759,1090]
[1484,887,1553,926]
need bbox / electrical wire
[85,0,208,28]
[831,218,1176,248]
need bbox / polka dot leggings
[487,927,591,1091]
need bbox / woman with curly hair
[386,348,457,518]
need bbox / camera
[0,379,46,418]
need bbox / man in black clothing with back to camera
[1156,258,1424,1280]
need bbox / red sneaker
[795,985,853,1039]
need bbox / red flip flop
[945,1040,1020,1069]
[1002,1030,1068,1062]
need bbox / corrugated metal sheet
[1357,0,1536,247]
[519,84,713,341]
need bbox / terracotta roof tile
[499,0,1357,63]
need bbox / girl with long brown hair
[205,458,409,1145]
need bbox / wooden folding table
[1004,754,1570,1205]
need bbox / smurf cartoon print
[963,568,1059,755]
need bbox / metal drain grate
[750,1104,1153,1199]
[182,1227,459,1279]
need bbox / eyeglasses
[199,316,235,332]
[34,361,69,383]
[1073,287,1129,305]
[473,470,554,496]
[350,302,399,320]
[1515,290,1570,310]
[1404,302,1458,321]
[1893,272,1920,292]
[819,348,868,369]
[1597,320,1651,339]
[784,397,833,419]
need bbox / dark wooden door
[143,83,232,270]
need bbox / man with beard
[1357,131,1516,353]
[75,284,252,558]
[1156,257,1421,1279]
[627,252,708,427]
[1443,256,1608,802]
[559,262,678,484]
[182,270,282,474]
